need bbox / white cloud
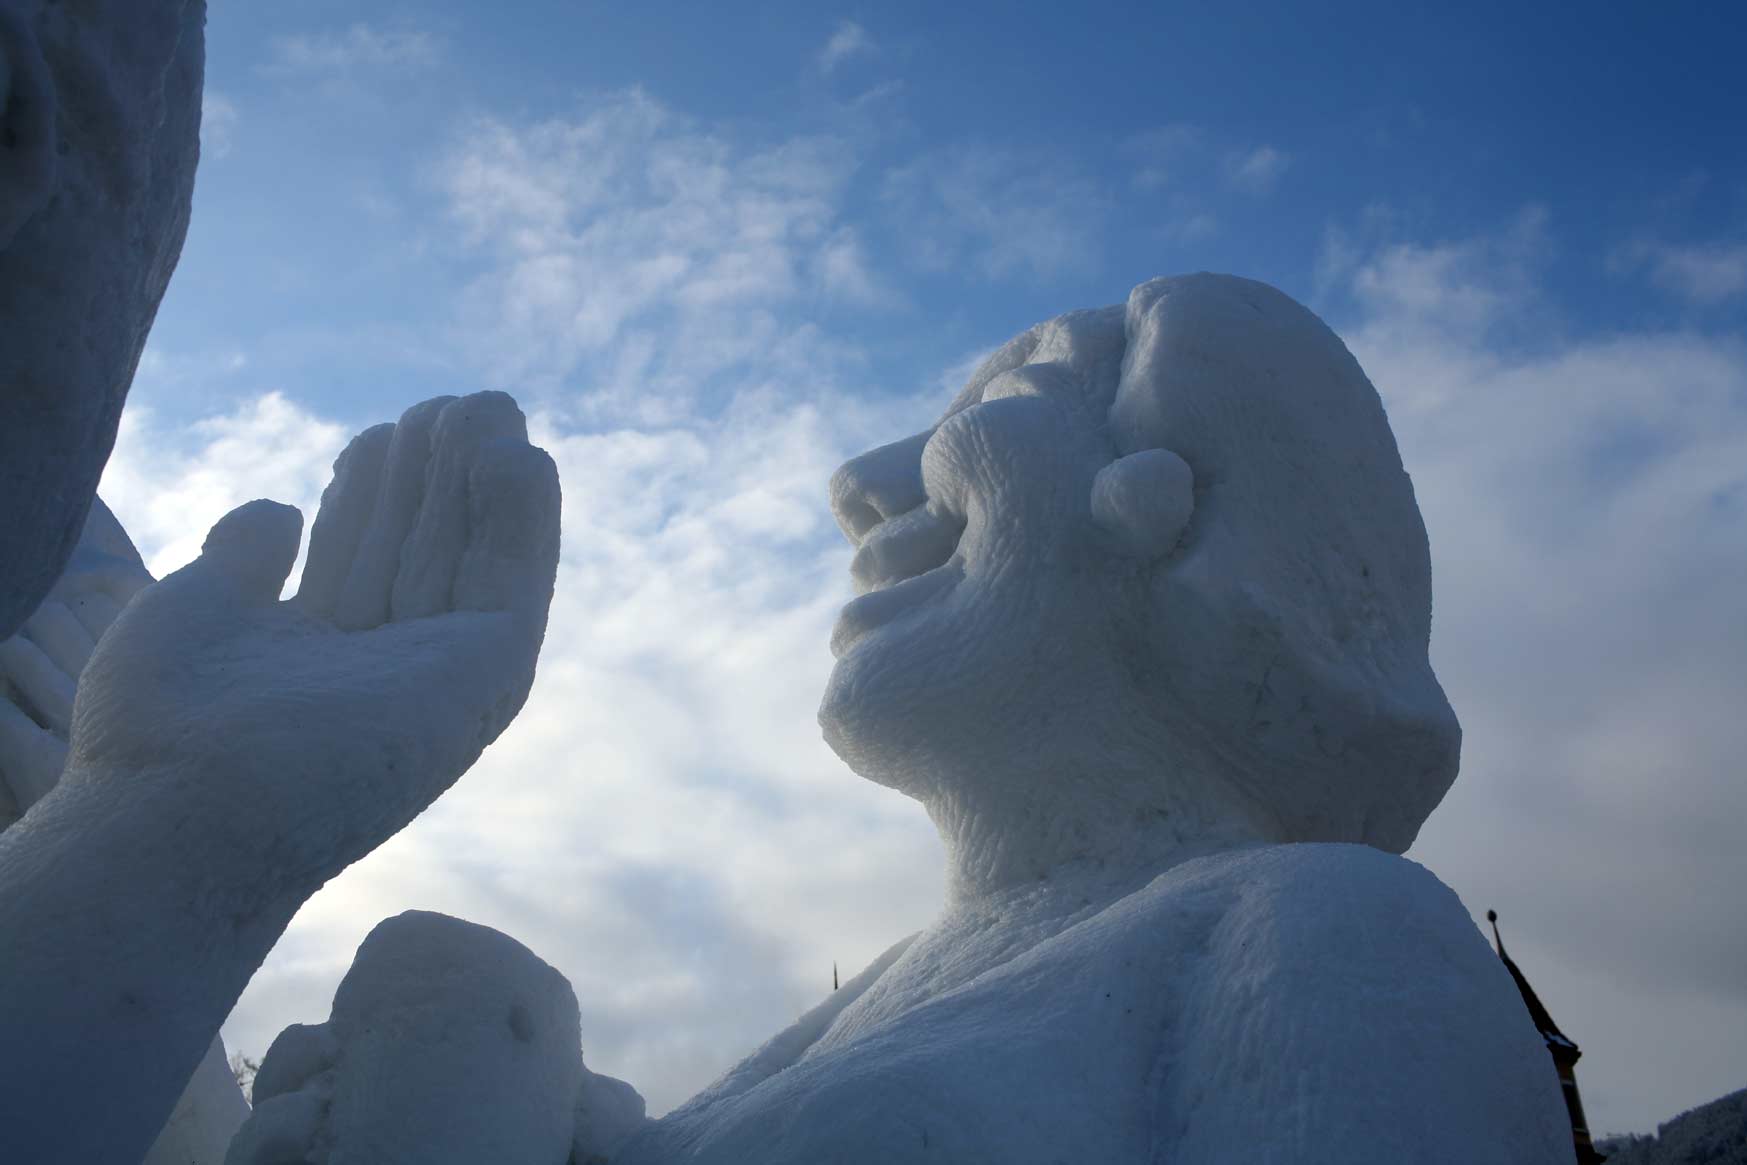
[200,91,239,160]
[1323,212,1747,1134]
[812,227,901,307]
[817,20,874,74]
[1224,143,1291,194]
[266,23,442,76]
[439,91,893,415]
[1618,239,1747,303]
[880,147,1105,281]
[98,391,347,581]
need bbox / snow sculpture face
[820,275,1459,883]
[0,0,205,638]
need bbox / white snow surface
[617,846,1571,1164]
[0,499,250,1164]
[228,910,609,1165]
[146,1038,253,1165]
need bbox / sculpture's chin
[816,629,952,801]
[817,650,899,791]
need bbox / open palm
[63,391,561,896]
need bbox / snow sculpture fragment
[0,391,561,1164]
[0,0,205,638]
[0,499,153,826]
[0,497,250,1164]
[227,911,637,1165]
[612,276,1573,1164]
[571,1059,651,1165]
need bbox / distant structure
[1489,910,1606,1164]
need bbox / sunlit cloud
[817,20,874,74]
[438,92,883,417]
[99,392,347,581]
[1223,143,1291,194]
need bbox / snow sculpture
[0,391,561,1164]
[611,276,1574,1163]
[0,499,153,827]
[0,498,250,1164]
[227,911,642,1165]
[0,0,205,639]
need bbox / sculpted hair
[1108,274,1460,853]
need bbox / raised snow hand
[0,391,559,1164]
[65,391,560,896]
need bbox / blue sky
[103,0,1747,1137]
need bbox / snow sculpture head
[821,274,1458,892]
[227,912,586,1165]
[0,0,205,638]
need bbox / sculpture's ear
[0,7,58,251]
[1090,448,1194,560]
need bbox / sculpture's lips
[833,503,964,658]
[830,559,962,659]
[849,505,963,595]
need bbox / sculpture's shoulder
[1153,843,1575,1165]
[1142,839,1476,942]
[612,846,1575,1165]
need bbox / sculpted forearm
[0,770,295,1164]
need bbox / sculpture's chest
[620,886,1207,1165]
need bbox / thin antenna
[1487,909,1505,955]
[833,961,839,991]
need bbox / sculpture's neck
[924,762,1272,911]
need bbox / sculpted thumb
[197,500,303,604]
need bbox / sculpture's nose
[828,431,931,545]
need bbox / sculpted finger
[332,396,455,631]
[0,637,75,735]
[296,423,394,621]
[0,690,69,805]
[22,601,97,678]
[195,500,305,605]
[391,391,529,622]
[454,440,561,627]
